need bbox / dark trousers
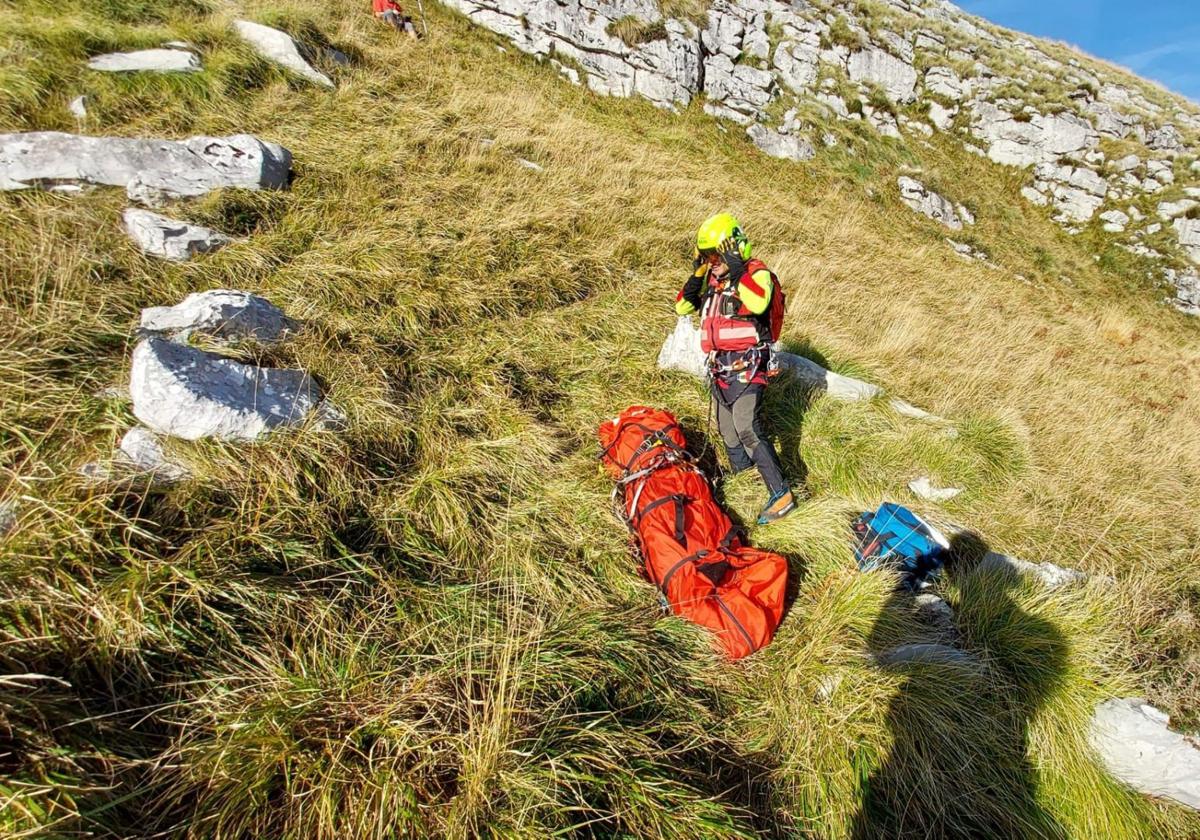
[714,385,786,495]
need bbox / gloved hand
[719,238,746,279]
[680,273,703,311]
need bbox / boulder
[897,177,967,230]
[139,290,296,343]
[87,48,201,73]
[129,338,321,441]
[234,20,334,89]
[1090,698,1200,810]
[657,316,707,378]
[772,38,820,93]
[908,476,961,502]
[848,46,918,103]
[1112,154,1141,173]
[0,132,291,204]
[118,426,190,484]
[928,101,957,131]
[1031,162,1107,223]
[1085,101,1140,139]
[746,124,815,162]
[977,551,1087,589]
[703,55,775,123]
[123,208,233,261]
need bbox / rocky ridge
[440,0,1200,313]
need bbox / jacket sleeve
[675,272,704,315]
[737,268,773,315]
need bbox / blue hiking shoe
[757,488,797,525]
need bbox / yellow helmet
[696,213,752,260]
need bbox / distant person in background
[373,0,419,38]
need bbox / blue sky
[956,0,1200,103]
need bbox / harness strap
[659,548,709,594]
[633,493,690,547]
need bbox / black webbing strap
[660,548,709,594]
[712,593,755,652]
[633,493,690,547]
[620,424,689,475]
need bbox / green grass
[2,0,1200,837]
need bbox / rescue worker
[373,0,419,37]
[675,213,796,525]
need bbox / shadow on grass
[850,530,1069,839]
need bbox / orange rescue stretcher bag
[598,405,788,659]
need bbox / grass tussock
[2,0,1200,837]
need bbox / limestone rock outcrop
[0,132,291,204]
[1090,698,1200,810]
[897,177,971,230]
[130,338,321,442]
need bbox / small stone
[0,501,16,538]
[118,426,190,484]
[1158,199,1198,219]
[88,48,201,73]
[123,208,233,261]
[516,158,544,172]
[68,95,87,119]
[139,289,296,344]
[908,476,962,502]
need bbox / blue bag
[852,502,951,590]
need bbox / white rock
[908,476,962,502]
[848,46,918,103]
[815,92,850,119]
[0,501,16,537]
[118,426,189,483]
[139,290,295,344]
[746,124,815,162]
[928,101,957,131]
[1098,210,1130,233]
[1175,218,1200,264]
[977,551,1087,589]
[865,107,902,139]
[68,95,87,119]
[1129,206,1144,221]
[1090,698,1200,810]
[123,208,233,261]
[1021,185,1050,206]
[0,132,291,204]
[657,318,945,423]
[913,593,957,638]
[773,39,820,93]
[971,102,1099,167]
[1147,159,1175,185]
[234,20,333,89]
[924,66,965,100]
[1157,199,1198,219]
[1147,124,1185,154]
[1146,223,1162,235]
[897,176,965,230]
[1113,154,1142,173]
[129,338,321,442]
[88,48,201,74]
[1166,267,1200,314]
[516,157,544,171]
[875,643,982,670]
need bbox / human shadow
[850,532,1070,839]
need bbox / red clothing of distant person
[372,0,402,13]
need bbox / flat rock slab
[747,124,815,162]
[88,48,201,73]
[1090,698,1200,810]
[909,476,962,502]
[0,132,291,204]
[140,289,295,343]
[875,643,982,671]
[123,208,233,261]
[130,338,320,441]
[234,20,333,89]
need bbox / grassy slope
[2,0,1199,837]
